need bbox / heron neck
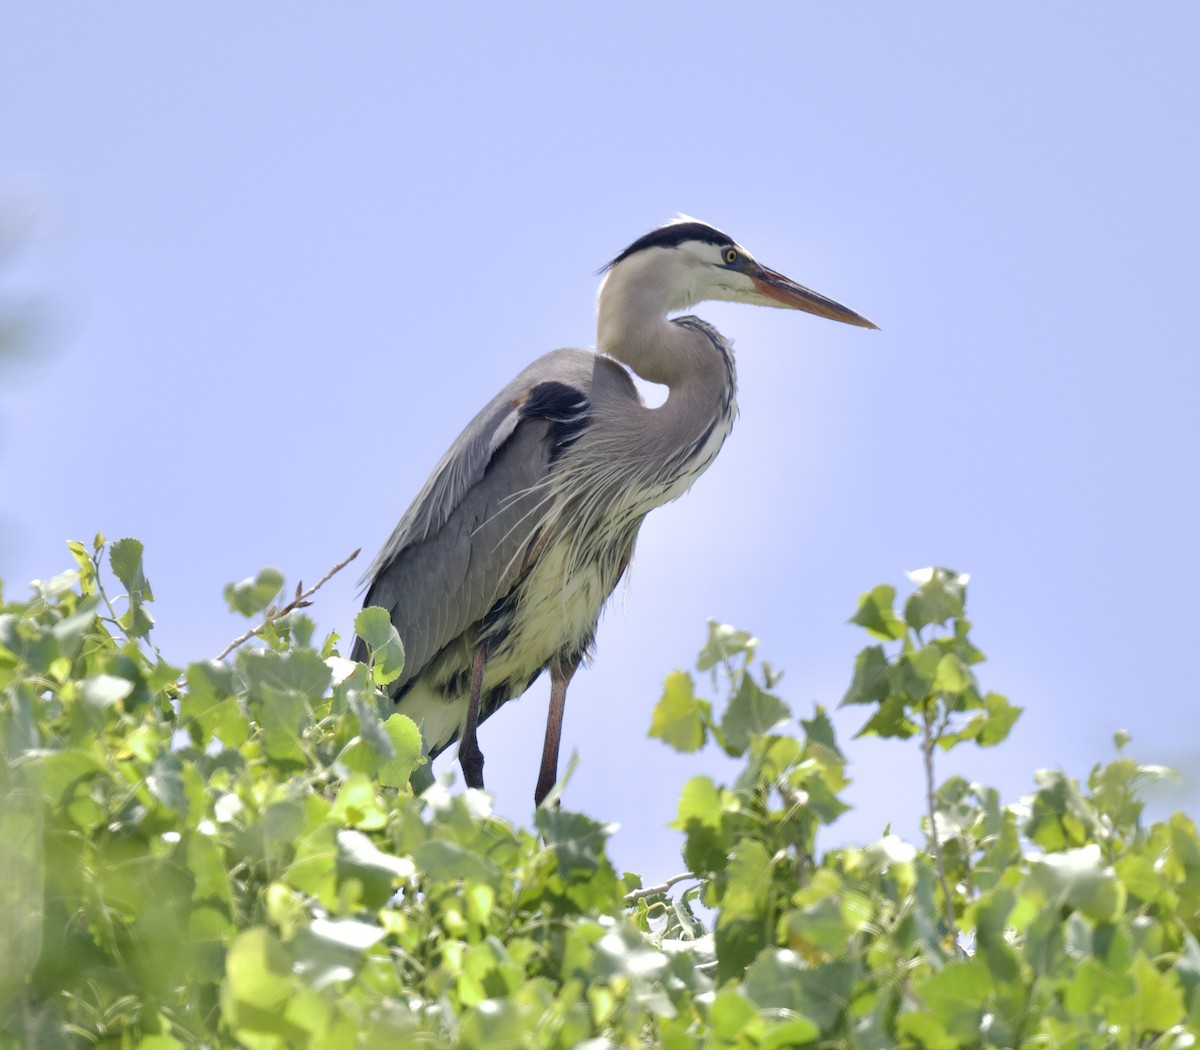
[596,254,701,386]
[597,298,736,468]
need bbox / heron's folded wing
[353,348,597,688]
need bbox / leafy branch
[6,543,1198,1049]
[213,548,360,661]
[624,871,699,904]
[921,699,960,949]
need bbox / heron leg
[459,644,488,790]
[534,655,580,807]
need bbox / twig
[922,703,961,952]
[212,548,360,662]
[624,872,698,904]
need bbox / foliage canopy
[1,542,1198,1048]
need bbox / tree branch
[624,872,698,904]
[212,548,360,662]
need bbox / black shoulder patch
[603,220,734,272]
[520,381,591,461]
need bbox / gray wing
[352,347,599,691]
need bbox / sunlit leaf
[916,960,991,1040]
[353,606,406,685]
[1106,953,1186,1033]
[903,567,968,630]
[224,567,284,618]
[854,694,918,740]
[536,807,616,880]
[110,537,154,602]
[412,839,499,883]
[1027,843,1126,922]
[220,927,294,1030]
[720,674,789,755]
[977,692,1021,746]
[649,670,707,753]
[841,645,889,706]
[850,584,906,641]
[718,839,772,926]
[697,620,758,671]
[81,672,133,710]
[799,705,843,757]
[329,772,388,830]
[378,713,422,788]
[671,775,731,875]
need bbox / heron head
[602,217,878,330]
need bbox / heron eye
[723,248,738,265]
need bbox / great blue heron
[353,218,876,805]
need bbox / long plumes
[483,319,738,628]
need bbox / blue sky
[3,6,1198,882]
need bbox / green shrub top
[1,541,1197,1048]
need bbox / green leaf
[353,606,406,686]
[671,776,731,875]
[897,1010,956,1050]
[459,998,525,1048]
[182,659,247,745]
[336,828,415,893]
[1173,931,1200,1000]
[224,567,285,618]
[1023,905,1065,977]
[976,691,1021,746]
[697,620,757,671]
[743,951,853,1032]
[854,693,918,740]
[329,772,388,830]
[110,537,154,602]
[649,670,707,753]
[146,752,188,814]
[220,927,294,1031]
[38,748,108,803]
[1106,953,1186,1033]
[81,672,134,711]
[66,539,96,594]
[1063,956,1132,1014]
[293,916,385,988]
[50,594,100,656]
[1025,769,1098,850]
[841,645,890,706]
[1027,844,1126,922]
[903,567,967,630]
[890,644,941,704]
[849,584,907,641]
[761,1018,821,1050]
[412,839,500,883]
[239,646,332,700]
[718,839,772,926]
[800,705,843,757]
[134,1035,185,1050]
[917,959,991,1039]
[239,648,332,765]
[720,674,789,755]
[784,895,857,957]
[536,807,615,881]
[708,989,759,1040]
[119,601,156,639]
[378,713,423,788]
[933,652,972,693]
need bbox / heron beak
[753,266,879,329]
